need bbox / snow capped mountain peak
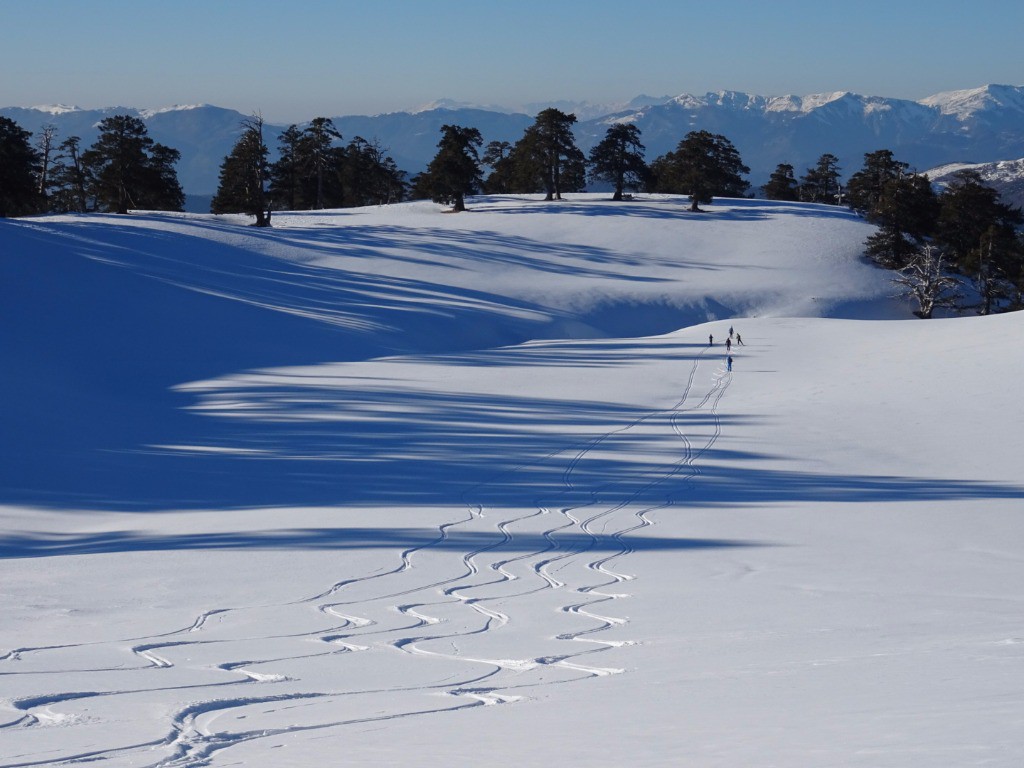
[137,104,212,119]
[30,103,83,115]
[410,98,514,114]
[920,84,1024,118]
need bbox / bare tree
[892,244,962,318]
[35,124,58,199]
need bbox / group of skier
[708,325,743,372]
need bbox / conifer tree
[211,115,271,226]
[0,116,40,217]
[48,136,89,212]
[650,130,749,211]
[845,149,907,217]
[588,123,647,201]
[763,163,800,201]
[419,124,483,212]
[269,124,304,211]
[936,170,1024,312]
[517,108,586,200]
[864,172,939,268]
[81,114,183,213]
[800,153,842,203]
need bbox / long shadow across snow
[0,528,763,559]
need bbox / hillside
[2,196,1023,767]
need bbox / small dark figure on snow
[728,325,734,339]
[735,333,744,346]
[727,356,733,371]
[726,338,732,352]
[708,334,713,346]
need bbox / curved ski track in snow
[0,342,734,767]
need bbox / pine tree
[845,149,907,217]
[341,136,407,206]
[482,140,514,194]
[763,163,800,201]
[520,108,586,201]
[588,123,647,201]
[937,170,1024,312]
[864,173,939,268]
[211,115,271,226]
[419,124,483,212]
[48,136,89,212]
[268,124,304,211]
[299,117,344,209]
[0,116,41,217]
[800,153,842,203]
[81,114,183,214]
[650,130,749,211]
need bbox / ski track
[1,342,734,766]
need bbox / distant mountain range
[4,84,1024,202]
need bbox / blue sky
[3,0,1023,121]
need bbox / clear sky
[3,0,1023,121]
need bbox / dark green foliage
[800,153,842,204]
[649,130,750,211]
[47,136,89,213]
[481,140,514,194]
[268,124,304,210]
[81,114,183,213]
[936,170,1024,313]
[341,136,407,206]
[0,116,41,217]
[763,163,800,201]
[845,149,907,217]
[268,121,406,211]
[588,123,647,201]
[864,173,939,268]
[500,109,586,200]
[211,116,271,226]
[417,124,483,212]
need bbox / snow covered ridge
[3,197,1024,765]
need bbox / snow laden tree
[800,153,842,204]
[892,245,962,318]
[417,124,483,212]
[0,116,40,217]
[588,123,647,201]
[649,130,750,211]
[211,115,271,226]
[81,115,183,214]
[763,163,800,201]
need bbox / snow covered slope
[2,196,1022,767]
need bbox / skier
[708,334,713,346]
[728,325,734,339]
[735,332,744,346]
[727,355,733,371]
[726,338,732,352]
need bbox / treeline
[4,108,1022,312]
[764,151,1023,314]
[0,114,183,216]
